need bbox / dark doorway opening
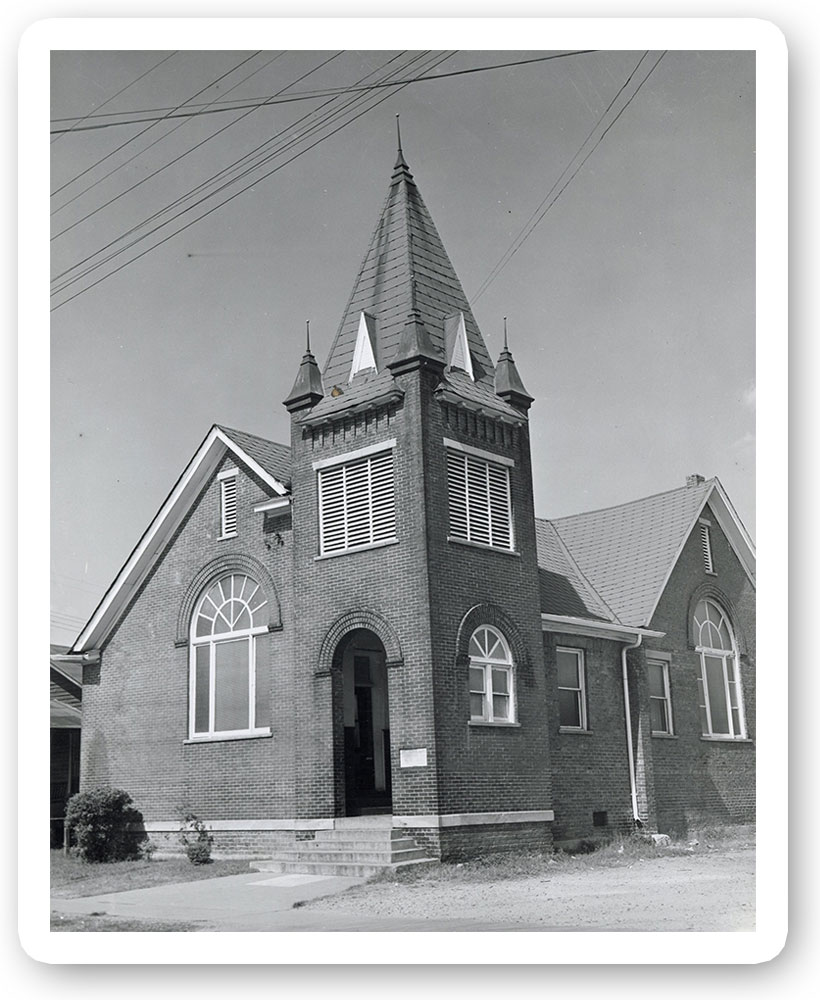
[340,629,392,816]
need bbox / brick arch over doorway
[316,609,404,675]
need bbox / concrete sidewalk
[51,870,369,931]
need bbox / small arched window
[693,598,746,739]
[468,626,515,724]
[189,573,270,739]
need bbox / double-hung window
[647,656,674,735]
[189,573,271,740]
[468,626,515,723]
[315,441,396,556]
[557,647,587,730]
[445,439,514,551]
[694,598,746,739]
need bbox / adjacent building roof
[538,477,755,629]
[217,425,291,488]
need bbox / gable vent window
[699,520,714,573]
[446,443,513,551]
[219,470,238,539]
[316,444,396,556]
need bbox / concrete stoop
[249,816,439,877]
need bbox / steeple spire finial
[503,316,508,351]
[393,113,410,173]
[494,317,534,414]
[306,320,311,354]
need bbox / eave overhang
[541,613,666,642]
[71,426,288,654]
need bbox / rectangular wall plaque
[399,748,428,768]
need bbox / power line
[51,51,178,145]
[472,51,667,303]
[52,51,439,296]
[51,49,419,289]
[51,52,456,311]
[50,51,596,133]
[51,51,290,240]
[51,51,262,202]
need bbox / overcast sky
[49,47,755,646]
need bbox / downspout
[621,634,642,826]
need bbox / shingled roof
[218,425,291,488]
[545,478,717,628]
[304,151,513,422]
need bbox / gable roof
[71,425,290,653]
[534,519,618,623]
[544,478,755,628]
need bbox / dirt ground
[297,846,755,932]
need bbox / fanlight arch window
[468,625,515,724]
[693,598,746,739]
[189,573,271,739]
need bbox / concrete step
[309,834,420,849]
[259,846,430,864]
[251,856,437,878]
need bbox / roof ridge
[542,518,623,625]
[550,478,716,524]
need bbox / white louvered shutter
[220,476,238,536]
[318,450,395,555]
[700,523,714,573]
[446,450,513,550]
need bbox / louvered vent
[700,522,714,573]
[318,449,396,555]
[446,450,513,550]
[220,474,238,537]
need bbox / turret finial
[306,319,311,354]
[503,316,508,351]
[396,114,403,158]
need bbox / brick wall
[645,503,756,835]
[80,451,297,827]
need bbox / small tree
[65,788,146,863]
[179,812,213,865]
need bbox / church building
[68,146,755,867]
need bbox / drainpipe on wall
[621,634,643,827]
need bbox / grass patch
[369,824,755,887]
[50,910,204,932]
[51,850,252,898]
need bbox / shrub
[179,812,213,865]
[65,788,146,863]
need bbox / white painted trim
[217,468,239,481]
[253,496,292,513]
[557,646,587,731]
[393,810,554,828]
[442,437,515,467]
[541,614,665,641]
[311,438,396,471]
[73,425,288,652]
[643,480,756,626]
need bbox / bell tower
[283,138,552,854]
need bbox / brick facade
[74,156,754,859]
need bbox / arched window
[189,573,270,739]
[693,598,746,739]
[468,626,515,724]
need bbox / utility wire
[51,50,178,145]
[51,52,456,311]
[50,51,596,132]
[51,51,290,240]
[51,51,261,202]
[52,50,434,292]
[472,51,666,303]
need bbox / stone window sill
[184,729,272,745]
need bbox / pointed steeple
[284,321,324,413]
[494,319,534,414]
[319,140,495,395]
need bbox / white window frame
[444,440,514,552]
[468,625,516,725]
[557,646,587,731]
[646,654,674,736]
[188,573,271,741]
[218,468,239,539]
[694,598,747,740]
[314,441,397,557]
